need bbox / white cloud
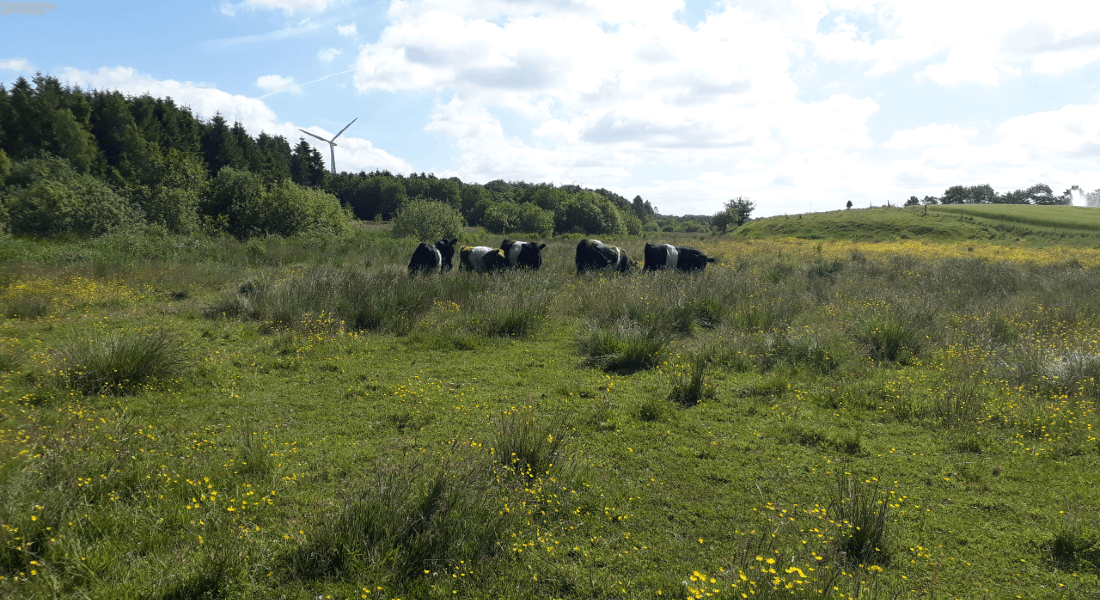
[353,1,805,181]
[0,58,32,72]
[317,48,342,62]
[257,74,302,94]
[241,0,337,13]
[53,66,412,175]
[883,124,978,151]
[337,22,357,36]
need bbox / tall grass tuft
[467,292,549,339]
[2,295,49,320]
[493,412,572,479]
[667,351,713,407]
[577,318,671,374]
[1043,515,1099,568]
[854,315,922,363]
[286,461,510,583]
[828,473,892,567]
[157,547,237,600]
[58,329,190,395]
[237,430,275,476]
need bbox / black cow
[459,245,508,273]
[643,243,715,272]
[501,239,546,270]
[575,239,634,274]
[408,238,458,275]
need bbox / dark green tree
[200,113,237,176]
[47,108,99,174]
[256,132,292,183]
[713,196,756,232]
[290,138,326,187]
[1028,183,1056,205]
[941,185,969,204]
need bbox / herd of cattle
[408,238,716,275]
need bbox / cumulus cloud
[53,66,412,174]
[0,58,31,72]
[257,74,302,94]
[317,47,342,62]
[883,124,978,151]
[241,0,338,13]
[337,22,357,36]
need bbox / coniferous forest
[0,74,670,240]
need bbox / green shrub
[57,329,190,395]
[391,197,465,241]
[229,178,353,239]
[481,202,554,237]
[554,192,625,236]
[6,156,142,237]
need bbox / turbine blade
[298,129,332,143]
[332,117,357,141]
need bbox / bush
[481,202,554,237]
[555,191,625,236]
[5,156,142,237]
[391,197,465,240]
[229,178,353,239]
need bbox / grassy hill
[736,204,1100,247]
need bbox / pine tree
[290,138,325,187]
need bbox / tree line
[1,74,719,241]
[900,183,1098,207]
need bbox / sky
[3,0,1100,217]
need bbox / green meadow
[738,204,1100,248]
[2,220,1100,599]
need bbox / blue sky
[3,0,1100,217]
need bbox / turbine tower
[298,118,357,174]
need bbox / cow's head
[678,247,716,271]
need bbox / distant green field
[737,204,1100,247]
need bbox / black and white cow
[459,245,508,273]
[575,239,634,274]
[407,238,459,275]
[500,240,546,270]
[643,243,715,272]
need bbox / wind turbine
[298,117,357,174]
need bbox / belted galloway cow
[500,240,546,270]
[459,245,508,273]
[407,238,458,275]
[643,243,715,272]
[575,239,634,274]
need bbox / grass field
[2,223,1100,599]
[738,203,1100,248]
